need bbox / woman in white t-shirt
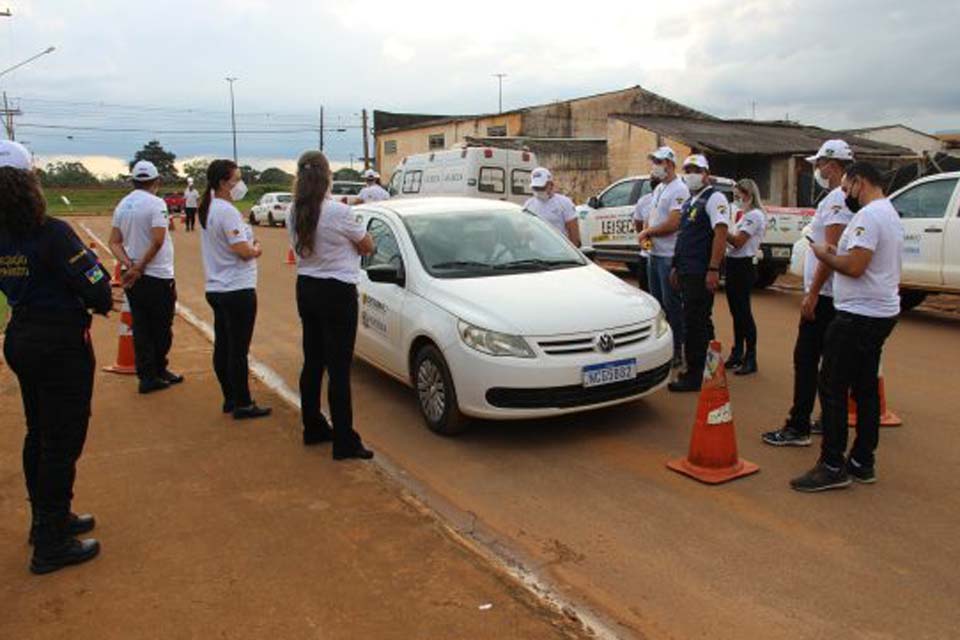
[287,151,375,460]
[198,159,270,420]
[724,178,767,376]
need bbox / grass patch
[43,187,259,217]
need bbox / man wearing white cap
[763,139,854,446]
[183,177,200,232]
[523,167,580,247]
[357,169,390,204]
[108,160,182,394]
[668,154,730,392]
[637,146,689,368]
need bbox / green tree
[130,140,179,181]
[40,161,100,187]
[259,167,293,185]
[239,165,260,185]
[333,167,362,182]
[182,158,210,187]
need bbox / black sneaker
[811,419,824,435]
[790,463,852,492]
[233,404,272,420]
[160,370,184,385]
[846,458,876,484]
[138,378,170,394]
[303,413,334,446]
[762,426,812,447]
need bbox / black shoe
[160,370,184,385]
[30,538,100,575]
[762,425,812,447]
[846,458,876,484]
[811,419,824,435]
[724,352,743,369]
[333,445,374,461]
[138,378,170,394]
[790,463,851,493]
[668,377,701,393]
[735,358,758,376]
[222,401,234,414]
[303,427,334,446]
[233,404,272,420]
[29,512,95,546]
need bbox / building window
[478,167,505,194]
[428,134,445,150]
[487,125,507,137]
[384,140,398,155]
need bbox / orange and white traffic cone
[667,340,759,484]
[103,295,137,375]
[847,363,901,428]
[110,261,123,288]
[285,248,296,265]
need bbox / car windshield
[332,183,363,195]
[276,194,292,203]
[403,209,586,278]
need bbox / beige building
[842,125,945,156]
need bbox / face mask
[650,164,667,180]
[230,179,248,201]
[814,168,830,190]
[682,173,704,191]
[733,199,745,210]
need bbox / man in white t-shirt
[356,169,390,204]
[108,160,181,394]
[637,146,689,368]
[184,178,200,232]
[791,162,903,492]
[632,177,660,265]
[763,139,854,446]
[522,167,580,247]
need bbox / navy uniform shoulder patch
[85,265,104,284]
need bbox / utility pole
[751,101,756,120]
[493,73,507,113]
[319,106,324,151]
[361,108,370,171]
[2,92,22,140]
[225,77,238,163]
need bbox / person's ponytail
[199,159,239,230]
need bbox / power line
[18,123,360,134]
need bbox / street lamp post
[1,46,56,140]
[0,46,56,80]
[225,77,238,163]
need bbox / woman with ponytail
[287,150,375,459]
[199,159,270,420]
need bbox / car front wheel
[413,345,466,435]
[249,212,259,225]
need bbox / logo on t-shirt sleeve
[855,226,866,236]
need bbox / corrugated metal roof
[612,114,913,156]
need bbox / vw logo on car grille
[596,333,615,353]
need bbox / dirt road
[78,217,960,639]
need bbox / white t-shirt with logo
[834,198,904,318]
[201,198,258,293]
[727,208,767,258]
[287,198,367,284]
[184,187,200,208]
[804,187,853,297]
[358,184,390,203]
[647,176,690,257]
[522,193,577,239]
[112,189,175,279]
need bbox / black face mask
[844,182,862,213]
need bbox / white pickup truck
[790,171,960,310]
[578,175,812,288]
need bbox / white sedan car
[354,197,673,435]
[249,192,292,226]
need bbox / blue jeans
[647,255,684,357]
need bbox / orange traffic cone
[847,365,901,427]
[110,261,123,288]
[103,295,137,375]
[285,248,296,265]
[667,341,759,484]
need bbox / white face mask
[682,173,704,191]
[230,179,248,201]
[650,164,667,180]
[814,168,830,190]
[733,199,745,210]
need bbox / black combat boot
[28,506,96,545]
[735,350,758,376]
[30,509,100,575]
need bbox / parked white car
[354,197,673,435]
[249,192,292,226]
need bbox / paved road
[86,217,960,640]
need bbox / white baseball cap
[530,167,552,188]
[363,169,378,179]
[648,146,677,164]
[187,177,194,184]
[806,139,854,164]
[131,160,159,182]
[0,140,34,170]
[683,154,710,171]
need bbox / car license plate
[772,247,791,258]
[582,358,637,388]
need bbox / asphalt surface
[83,217,960,639]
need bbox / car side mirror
[588,196,601,209]
[366,263,405,287]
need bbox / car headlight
[458,321,535,358]
[654,310,670,339]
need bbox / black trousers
[296,276,363,453]
[126,275,176,381]
[787,295,836,433]
[818,312,897,469]
[679,273,716,383]
[206,289,257,408]
[724,257,757,354]
[185,208,197,231]
[4,315,94,519]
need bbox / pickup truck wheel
[267,212,276,227]
[413,345,466,436]
[899,290,927,312]
[754,263,782,289]
[249,212,258,225]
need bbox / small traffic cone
[847,364,901,427]
[103,295,137,375]
[110,261,123,288]
[667,341,759,484]
[285,248,296,265]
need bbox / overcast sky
[1,0,957,177]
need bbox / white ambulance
[387,146,539,205]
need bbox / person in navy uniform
[668,154,730,392]
[0,140,112,574]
